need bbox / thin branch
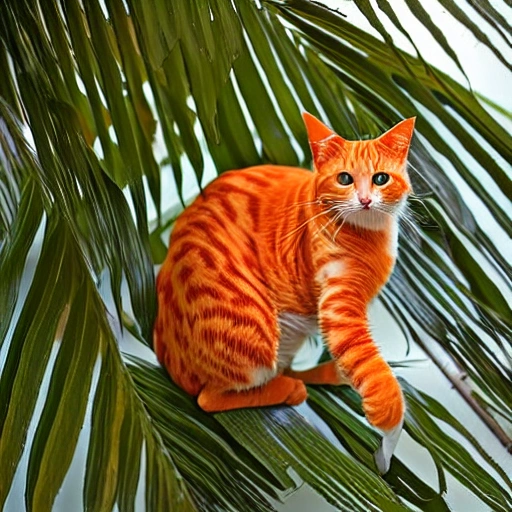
[418,335,512,453]
[309,1,347,18]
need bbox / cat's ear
[378,117,416,161]
[303,112,336,143]
[303,112,347,169]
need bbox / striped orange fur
[155,113,415,470]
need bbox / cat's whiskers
[309,204,338,239]
[311,219,332,243]
[318,195,354,207]
[407,194,437,227]
[401,206,421,229]
[406,161,431,187]
[280,208,330,242]
[283,196,355,244]
[409,190,433,201]
[373,205,398,220]
[314,207,346,244]
[374,203,403,222]
[308,198,350,239]
[375,203,421,244]
[312,202,361,245]
[400,211,424,244]
[282,199,321,211]
[332,207,360,240]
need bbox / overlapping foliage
[0,0,510,510]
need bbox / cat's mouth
[319,198,390,226]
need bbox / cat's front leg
[318,277,404,474]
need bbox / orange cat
[154,113,415,473]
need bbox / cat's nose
[359,197,372,209]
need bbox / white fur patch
[277,312,318,369]
[246,365,278,389]
[241,313,319,388]
[316,260,345,283]
[389,219,399,260]
[345,209,389,231]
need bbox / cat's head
[303,112,415,231]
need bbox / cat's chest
[334,223,399,275]
[310,228,398,302]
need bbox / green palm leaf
[0,0,510,510]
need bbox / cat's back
[192,164,309,208]
[159,164,312,296]
[173,164,311,237]
[155,164,312,392]
[207,164,310,191]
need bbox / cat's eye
[372,173,390,186]
[337,172,353,186]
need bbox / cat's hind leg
[284,360,351,386]
[180,263,308,412]
[197,375,307,412]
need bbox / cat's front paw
[362,370,404,431]
[360,370,405,474]
[284,378,308,406]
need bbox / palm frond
[0,0,510,510]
